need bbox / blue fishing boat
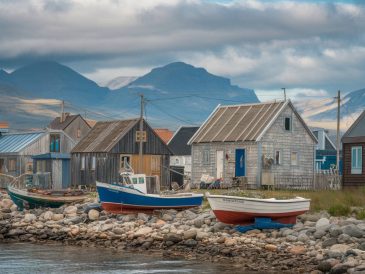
[96,173,203,214]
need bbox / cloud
[0,0,365,93]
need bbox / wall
[343,143,365,187]
[64,116,91,143]
[170,155,192,174]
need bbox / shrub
[328,204,350,216]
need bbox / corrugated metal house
[188,100,317,189]
[71,119,172,188]
[0,130,75,178]
[168,126,199,177]
[342,111,365,187]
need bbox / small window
[351,146,362,174]
[50,134,61,152]
[81,156,85,170]
[8,158,16,172]
[203,150,210,165]
[120,155,131,171]
[275,150,281,165]
[138,177,144,184]
[291,151,298,166]
[77,128,81,138]
[284,117,292,131]
[91,156,96,170]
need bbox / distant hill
[0,61,259,129]
[105,76,137,90]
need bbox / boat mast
[138,94,144,173]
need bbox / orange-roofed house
[154,128,174,144]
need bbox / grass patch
[328,204,350,216]
[356,209,365,220]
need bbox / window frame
[284,117,292,131]
[91,156,96,170]
[81,156,86,170]
[50,134,61,153]
[274,150,281,165]
[351,146,362,174]
[202,150,210,165]
[291,151,299,166]
[120,154,131,171]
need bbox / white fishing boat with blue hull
[96,173,203,213]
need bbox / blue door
[235,149,246,176]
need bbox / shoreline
[2,195,365,273]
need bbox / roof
[168,126,199,155]
[154,128,174,144]
[32,153,70,160]
[0,122,9,129]
[342,110,365,143]
[189,100,317,144]
[0,132,44,153]
[48,114,90,130]
[72,119,139,153]
[85,119,97,128]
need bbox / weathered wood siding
[343,143,365,187]
[63,116,91,144]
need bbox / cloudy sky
[0,0,364,100]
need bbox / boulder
[297,233,309,243]
[196,231,210,240]
[43,211,54,221]
[0,198,13,209]
[10,204,18,212]
[342,224,364,238]
[64,206,77,216]
[213,222,226,232]
[52,214,64,221]
[224,238,237,247]
[70,225,80,236]
[328,244,351,258]
[88,209,100,221]
[265,244,277,251]
[112,227,124,235]
[329,225,343,237]
[322,238,338,248]
[137,213,149,222]
[184,210,197,220]
[289,245,306,255]
[329,263,350,274]
[23,213,36,223]
[193,217,205,228]
[318,261,333,273]
[162,214,173,222]
[183,229,197,240]
[134,227,153,237]
[316,218,330,230]
[164,233,183,243]
[184,239,198,247]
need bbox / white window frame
[81,156,85,170]
[202,150,210,165]
[120,154,131,171]
[351,146,362,174]
[284,117,292,131]
[274,150,281,165]
[291,151,298,166]
[91,156,96,170]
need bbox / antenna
[138,94,144,173]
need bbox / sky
[0,0,365,101]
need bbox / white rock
[330,244,351,254]
[52,214,64,221]
[196,231,210,240]
[10,204,18,212]
[88,209,100,221]
[0,198,14,209]
[43,211,54,220]
[316,218,330,229]
[23,213,36,223]
[64,206,77,216]
[134,227,153,237]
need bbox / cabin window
[284,117,292,131]
[351,146,362,174]
[202,150,210,165]
[275,150,281,165]
[8,158,16,172]
[81,156,85,170]
[120,155,131,171]
[138,177,144,184]
[50,134,61,152]
[77,128,81,138]
[91,156,96,170]
[291,151,298,166]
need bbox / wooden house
[188,100,317,189]
[0,130,75,179]
[48,113,91,143]
[70,119,172,188]
[342,111,365,187]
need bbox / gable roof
[342,110,365,143]
[48,114,90,131]
[168,126,199,155]
[71,119,140,153]
[189,100,317,144]
[0,131,44,153]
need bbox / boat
[206,192,310,225]
[96,172,204,214]
[7,183,87,210]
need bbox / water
[0,243,240,274]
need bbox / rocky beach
[1,194,365,274]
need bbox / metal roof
[189,100,317,144]
[168,126,199,155]
[0,132,44,153]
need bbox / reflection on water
[0,243,244,274]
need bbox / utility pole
[60,100,65,122]
[335,90,341,171]
[282,88,286,101]
[138,94,144,173]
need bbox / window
[275,150,281,165]
[8,158,16,172]
[284,117,292,131]
[120,155,131,171]
[81,156,85,170]
[203,150,210,165]
[351,146,362,174]
[91,156,96,170]
[291,152,298,166]
[50,134,61,152]
[77,128,81,138]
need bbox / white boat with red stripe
[206,192,310,225]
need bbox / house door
[235,149,246,177]
[216,151,224,179]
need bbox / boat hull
[207,194,310,225]
[96,182,204,214]
[7,186,86,210]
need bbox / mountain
[0,61,259,129]
[105,76,137,90]
[0,61,109,103]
